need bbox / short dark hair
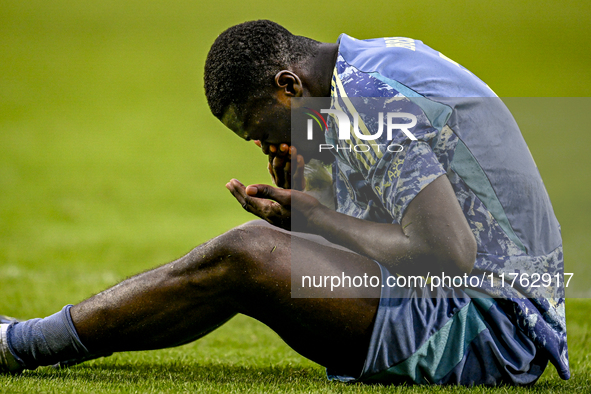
[204,20,319,119]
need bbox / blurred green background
[0,0,590,391]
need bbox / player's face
[222,97,331,163]
[222,98,291,150]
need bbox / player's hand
[225,179,320,231]
[254,141,305,191]
[267,145,305,191]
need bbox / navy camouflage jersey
[325,34,569,381]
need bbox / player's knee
[181,224,287,283]
[220,224,286,265]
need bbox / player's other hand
[254,141,305,191]
[225,179,320,231]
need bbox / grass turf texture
[1,0,590,392]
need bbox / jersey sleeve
[372,141,446,223]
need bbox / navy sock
[6,305,90,369]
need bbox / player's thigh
[235,219,381,299]
[235,221,381,375]
[240,219,357,253]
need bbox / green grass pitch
[1,1,590,392]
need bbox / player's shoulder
[336,33,495,98]
[337,34,437,67]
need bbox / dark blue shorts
[327,263,548,386]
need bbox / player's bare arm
[226,173,476,277]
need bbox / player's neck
[294,43,338,98]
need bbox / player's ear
[274,70,303,97]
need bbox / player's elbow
[402,231,476,277]
[435,231,477,276]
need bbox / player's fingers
[267,162,276,183]
[226,178,245,196]
[266,153,278,185]
[226,179,249,209]
[296,154,305,169]
[272,155,286,188]
[294,154,306,191]
[261,143,270,155]
[273,155,285,168]
[268,151,277,172]
[246,184,291,206]
[228,179,275,215]
[284,160,291,189]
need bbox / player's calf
[0,223,291,373]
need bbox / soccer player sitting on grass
[0,20,569,385]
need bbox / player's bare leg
[3,221,381,377]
